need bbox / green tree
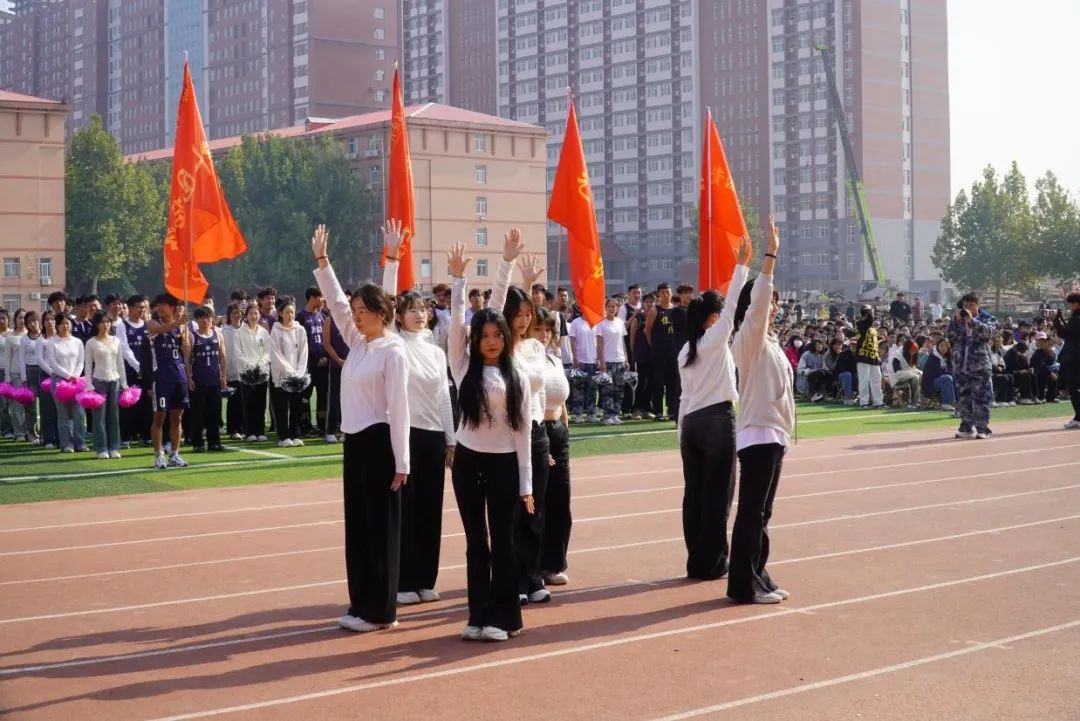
[1032,171,1080,283]
[687,197,765,276]
[932,163,1037,311]
[65,115,166,294]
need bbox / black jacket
[1053,312,1080,364]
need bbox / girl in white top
[728,216,793,605]
[235,304,271,441]
[45,314,87,453]
[677,237,751,581]
[533,307,573,585]
[85,311,128,458]
[35,311,60,448]
[447,240,533,642]
[489,228,553,604]
[2,311,27,441]
[12,311,45,442]
[380,219,456,606]
[220,303,245,439]
[595,298,629,425]
[312,224,411,635]
[268,301,309,446]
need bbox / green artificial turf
[0,401,1072,505]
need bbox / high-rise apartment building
[403,0,948,295]
[0,0,401,154]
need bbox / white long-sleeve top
[85,335,128,387]
[731,273,795,450]
[44,335,85,381]
[449,274,533,494]
[269,322,309,386]
[382,260,455,445]
[0,331,9,376]
[488,257,547,423]
[2,331,25,378]
[542,353,570,414]
[14,332,44,379]
[314,263,411,474]
[235,323,271,376]
[34,336,53,376]
[221,324,242,381]
[115,318,142,373]
[677,265,748,432]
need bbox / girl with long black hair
[677,236,751,581]
[489,229,552,604]
[447,241,534,642]
[728,216,793,604]
[311,224,411,634]
[380,219,456,606]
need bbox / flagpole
[555,226,565,297]
[704,107,713,290]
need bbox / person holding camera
[1053,293,1080,428]
[947,293,995,439]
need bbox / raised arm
[490,228,525,314]
[379,219,404,296]
[738,219,780,359]
[701,237,752,349]
[310,224,362,349]
[447,242,473,385]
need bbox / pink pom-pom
[12,387,35,406]
[75,390,106,410]
[0,382,13,399]
[118,386,142,408]
[40,377,53,393]
[73,377,88,391]
[54,381,79,404]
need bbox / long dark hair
[502,286,535,347]
[458,308,525,432]
[683,291,722,368]
[732,278,780,336]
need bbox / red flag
[698,109,747,295]
[163,60,247,302]
[547,95,605,326]
[380,64,416,290]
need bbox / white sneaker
[396,591,421,605]
[976,430,992,440]
[528,588,552,604]
[1064,420,1080,430]
[990,401,999,408]
[44,443,56,450]
[955,430,978,440]
[1018,398,1035,405]
[603,417,617,426]
[751,592,783,604]
[339,614,397,633]
[418,588,440,602]
[543,571,569,586]
[462,625,483,641]
[168,453,188,468]
[231,433,244,441]
[771,588,790,600]
[256,435,268,442]
[62,446,75,454]
[941,404,955,411]
[109,450,122,459]
[153,453,167,470]
[479,625,520,642]
[97,451,110,460]
[518,593,528,605]
[613,416,624,425]
[245,435,258,442]
[325,434,338,444]
[292,438,304,447]
[278,439,293,448]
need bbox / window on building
[476,258,489,277]
[475,227,488,246]
[374,28,385,40]
[472,134,487,153]
[369,165,381,184]
[475,164,487,184]
[375,48,386,60]
[374,6,385,19]
[3,257,18,278]
[421,258,431,279]
[475,196,487,215]
[3,294,20,314]
[39,258,52,282]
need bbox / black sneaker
[192,444,206,453]
[207,444,226,452]
[655,415,668,422]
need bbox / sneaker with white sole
[528,588,552,604]
[97,451,110,460]
[168,453,188,468]
[418,589,440,602]
[245,435,258,442]
[256,435,268,442]
[603,417,617,426]
[396,591,421,605]
[479,626,520,642]
[462,625,483,641]
[955,430,978,440]
[518,593,528,606]
[1064,420,1080,430]
[292,438,304,447]
[278,439,293,448]
[325,434,338,444]
[109,450,122,459]
[339,615,398,633]
[61,445,75,454]
[154,453,167,469]
[543,571,569,586]
[44,443,56,450]
[728,592,783,605]
[976,430,992,440]
[771,588,790,600]
[941,404,955,411]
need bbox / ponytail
[683,291,723,368]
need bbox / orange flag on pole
[163,60,246,303]
[698,108,747,295]
[547,95,605,326]
[380,63,416,290]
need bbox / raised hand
[381,219,404,259]
[447,242,472,278]
[519,253,546,287]
[311,224,330,261]
[736,234,752,266]
[502,227,525,262]
[767,214,780,255]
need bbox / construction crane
[814,44,885,294]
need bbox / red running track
[0,418,1079,720]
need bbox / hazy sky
[1,0,1074,197]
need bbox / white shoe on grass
[109,450,122,459]
[292,438,304,447]
[97,451,109,460]
[325,434,338,444]
[256,435,268,442]
[278,439,292,448]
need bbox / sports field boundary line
[139,555,1080,721]
[3,513,1077,675]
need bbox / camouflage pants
[955,371,992,433]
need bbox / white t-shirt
[594,317,627,363]
[570,316,597,365]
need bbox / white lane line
[7,463,1080,559]
[5,433,1074,532]
[223,446,291,460]
[5,515,1077,675]
[0,453,343,484]
[650,620,1080,720]
[3,498,1077,628]
[140,556,1080,721]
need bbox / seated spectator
[888,339,922,408]
[989,336,1015,407]
[826,338,858,404]
[797,339,831,401]
[921,338,956,410]
[1030,333,1061,403]
[1005,341,1037,404]
[783,335,803,372]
